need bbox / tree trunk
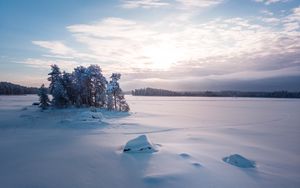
[114,92,117,110]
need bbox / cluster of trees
[0,82,38,95]
[132,88,179,96]
[132,88,300,98]
[38,64,129,111]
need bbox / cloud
[254,0,289,5]
[260,9,274,16]
[282,5,300,31]
[67,17,160,71]
[27,5,300,90]
[38,14,300,72]
[32,40,101,63]
[261,17,281,24]
[176,0,223,8]
[284,5,300,23]
[120,0,169,9]
[32,41,76,56]
[284,22,300,31]
[120,0,224,9]
[67,17,278,69]
[21,58,82,72]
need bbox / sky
[0,0,300,91]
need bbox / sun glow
[143,44,182,70]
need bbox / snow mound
[79,111,103,121]
[60,119,72,124]
[223,154,256,168]
[143,173,179,184]
[90,106,97,112]
[21,107,28,111]
[179,153,191,159]
[123,135,158,153]
[91,112,103,119]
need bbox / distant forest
[132,88,300,98]
[0,82,38,95]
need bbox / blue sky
[0,0,300,91]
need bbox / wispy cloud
[176,0,223,8]
[32,41,76,56]
[254,0,289,5]
[260,9,274,16]
[120,0,224,9]
[21,58,81,71]
[284,5,300,23]
[120,0,169,9]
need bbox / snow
[0,95,300,188]
[123,135,158,153]
[223,154,256,168]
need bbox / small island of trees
[38,64,129,112]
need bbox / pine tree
[107,73,120,110]
[48,64,69,107]
[107,93,114,111]
[117,93,130,112]
[107,73,129,111]
[73,66,90,106]
[38,84,50,109]
[62,71,76,105]
[86,65,107,107]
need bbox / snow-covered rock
[32,102,40,106]
[123,135,158,153]
[223,154,256,168]
[179,153,191,159]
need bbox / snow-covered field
[0,95,299,188]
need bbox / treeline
[132,88,179,96]
[0,82,38,95]
[132,88,300,98]
[38,64,129,111]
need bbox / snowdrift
[123,135,158,153]
[79,110,104,121]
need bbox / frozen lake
[0,95,299,188]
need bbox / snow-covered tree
[38,84,50,109]
[45,64,129,111]
[107,73,120,110]
[107,93,114,110]
[62,71,76,105]
[72,65,107,107]
[107,73,129,111]
[73,66,90,106]
[87,65,107,107]
[48,64,69,107]
[117,93,130,112]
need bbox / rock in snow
[223,154,256,168]
[123,135,158,153]
[32,102,40,106]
